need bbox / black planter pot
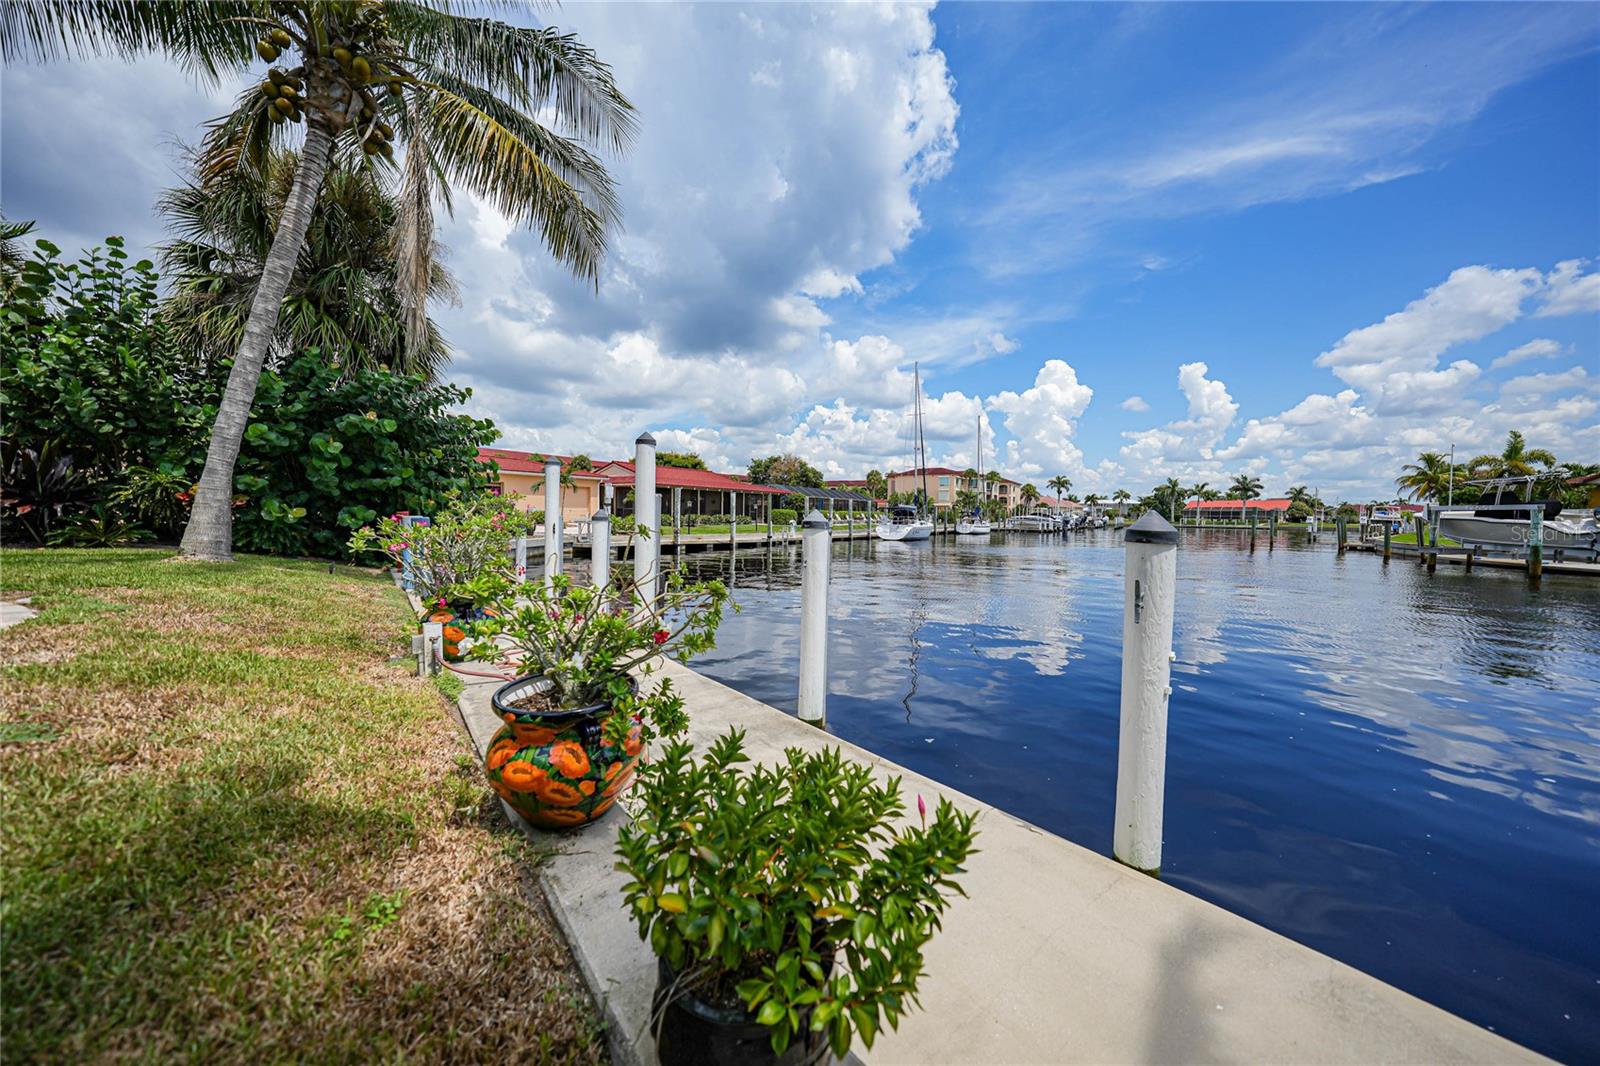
[652,957,831,1066]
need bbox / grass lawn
[0,549,605,1064]
[1389,531,1463,547]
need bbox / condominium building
[887,467,1022,511]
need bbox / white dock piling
[798,509,830,727]
[592,509,610,589]
[633,433,658,603]
[1114,511,1178,876]
[543,456,562,586]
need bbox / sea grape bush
[2,235,498,555]
[232,354,498,558]
[616,729,978,1058]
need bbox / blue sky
[3,2,1597,498]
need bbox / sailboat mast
[915,362,930,514]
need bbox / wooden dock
[1344,541,1599,577]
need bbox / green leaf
[756,1000,785,1027]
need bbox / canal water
[670,530,1600,1061]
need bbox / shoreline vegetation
[0,548,606,1063]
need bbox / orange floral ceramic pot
[420,601,494,662]
[484,674,642,830]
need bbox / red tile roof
[889,467,967,478]
[1184,498,1293,511]
[477,448,608,477]
[600,460,788,495]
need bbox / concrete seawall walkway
[456,661,1540,1065]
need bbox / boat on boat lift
[1004,510,1064,532]
[1433,476,1599,559]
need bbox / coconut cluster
[260,65,307,124]
[254,23,403,161]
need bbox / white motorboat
[878,505,935,541]
[1004,510,1062,532]
[1434,476,1598,558]
[956,415,992,535]
[1436,503,1598,557]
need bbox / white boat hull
[876,520,934,542]
[1437,510,1598,557]
[955,519,992,535]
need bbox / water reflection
[672,531,1600,1063]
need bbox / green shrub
[617,729,976,1059]
[3,237,499,557]
[770,507,798,526]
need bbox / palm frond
[406,72,617,282]
[386,2,636,152]
[0,0,257,79]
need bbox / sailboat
[876,363,935,542]
[956,415,992,535]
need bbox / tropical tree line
[1397,432,1594,507]
[1,237,494,555]
[1,0,634,562]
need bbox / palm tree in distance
[1396,453,1451,502]
[1021,483,1041,512]
[1160,477,1184,522]
[159,146,458,377]
[1047,475,1071,507]
[1228,473,1263,524]
[4,2,635,561]
[1470,430,1559,498]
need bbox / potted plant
[348,494,516,661]
[465,571,728,830]
[616,729,977,1065]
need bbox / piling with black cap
[1114,511,1179,875]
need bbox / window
[939,476,950,486]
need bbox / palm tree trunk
[179,119,335,561]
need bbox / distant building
[1183,498,1293,522]
[478,448,607,524]
[592,459,786,523]
[887,468,1021,511]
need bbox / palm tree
[1047,475,1070,505]
[1021,483,1041,509]
[1228,474,1262,500]
[1,214,36,296]
[1470,430,1559,498]
[159,146,457,377]
[1395,453,1451,502]
[1287,484,1315,508]
[1155,477,1182,522]
[5,2,634,561]
[1227,473,1262,524]
[1112,488,1131,504]
[1084,493,1101,511]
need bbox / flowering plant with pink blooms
[347,492,520,609]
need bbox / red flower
[652,629,669,645]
